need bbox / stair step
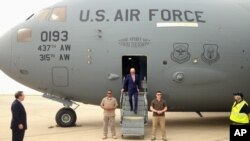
[123,101,145,106]
[123,110,145,116]
[122,116,144,128]
[122,95,145,98]
[122,105,146,111]
[123,92,146,95]
[121,128,144,136]
[123,97,145,101]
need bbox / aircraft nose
[0,31,12,73]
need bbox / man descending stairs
[120,92,148,139]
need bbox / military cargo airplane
[0,0,250,127]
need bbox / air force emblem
[201,44,220,65]
[171,43,190,64]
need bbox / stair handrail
[120,77,125,123]
[142,77,148,123]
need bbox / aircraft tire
[56,107,77,127]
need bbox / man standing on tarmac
[230,92,250,125]
[10,91,27,141]
[150,91,168,141]
[100,90,118,139]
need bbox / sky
[0,0,60,94]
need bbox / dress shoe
[102,136,107,139]
[162,137,168,141]
[112,136,117,139]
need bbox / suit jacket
[11,99,27,131]
[123,74,140,93]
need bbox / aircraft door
[122,56,147,89]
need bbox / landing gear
[42,93,80,127]
[56,107,77,127]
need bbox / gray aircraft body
[0,0,250,127]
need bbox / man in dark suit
[10,91,27,141]
[122,68,141,114]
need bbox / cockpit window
[17,28,32,42]
[35,8,51,21]
[49,7,66,22]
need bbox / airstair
[120,79,148,139]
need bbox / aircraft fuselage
[0,0,250,113]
